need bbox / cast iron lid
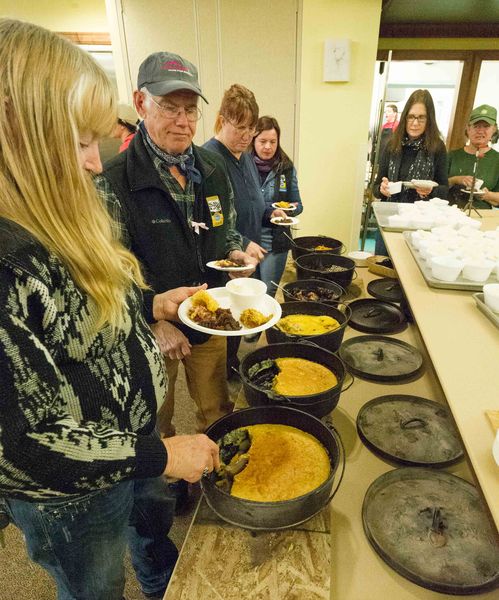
[367,277,405,304]
[362,468,499,595]
[347,299,407,334]
[339,335,423,382]
[357,395,464,467]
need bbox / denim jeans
[3,477,177,599]
[259,229,288,297]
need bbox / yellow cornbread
[272,357,337,396]
[276,314,340,336]
[230,424,330,502]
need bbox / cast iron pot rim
[282,279,346,304]
[271,300,351,336]
[295,252,356,269]
[293,235,344,252]
[239,342,345,403]
[202,406,338,507]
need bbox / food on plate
[313,244,333,251]
[247,357,338,397]
[276,314,340,336]
[275,201,291,208]
[273,216,293,224]
[240,308,273,329]
[215,259,241,268]
[288,286,340,302]
[190,289,219,313]
[215,424,330,501]
[188,290,241,331]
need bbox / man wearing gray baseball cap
[95,51,255,598]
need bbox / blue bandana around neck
[139,121,202,184]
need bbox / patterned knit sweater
[0,217,167,501]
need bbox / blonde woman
[0,19,219,600]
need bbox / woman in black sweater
[372,89,448,254]
[0,19,218,599]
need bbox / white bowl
[225,278,267,311]
[462,259,494,282]
[388,214,410,228]
[430,256,464,282]
[429,198,449,207]
[410,216,434,230]
[347,250,373,267]
[483,283,499,313]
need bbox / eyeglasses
[225,118,256,136]
[146,93,202,122]
[407,114,427,124]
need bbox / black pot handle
[341,367,355,393]
[323,420,346,503]
[351,269,358,281]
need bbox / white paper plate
[206,260,251,272]
[178,287,282,337]
[460,189,486,196]
[270,216,299,226]
[271,202,296,211]
[403,180,438,189]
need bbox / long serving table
[382,219,499,531]
[164,222,499,599]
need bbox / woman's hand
[415,185,432,198]
[163,434,221,483]
[153,284,207,322]
[271,208,288,219]
[379,177,391,197]
[150,320,191,360]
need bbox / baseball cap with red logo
[137,51,208,103]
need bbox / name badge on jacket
[206,196,224,227]
[279,174,287,192]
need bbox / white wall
[0,0,108,31]
[106,0,299,153]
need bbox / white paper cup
[462,259,494,282]
[483,283,499,313]
[430,256,464,282]
[387,181,402,195]
[225,278,267,312]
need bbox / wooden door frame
[376,49,499,150]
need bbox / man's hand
[153,284,207,322]
[243,241,267,263]
[163,434,221,482]
[415,185,432,198]
[150,320,191,360]
[449,175,474,188]
[227,249,258,278]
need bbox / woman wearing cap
[372,89,448,254]
[0,19,219,599]
[251,115,303,297]
[448,104,499,208]
[112,103,138,152]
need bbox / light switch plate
[323,38,351,82]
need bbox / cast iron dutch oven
[290,235,345,260]
[239,341,352,418]
[266,301,351,353]
[200,405,344,530]
[295,252,356,288]
[282,278,346,305]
